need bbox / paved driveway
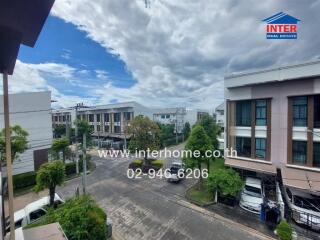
[57,147,272,240]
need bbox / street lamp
[0,1,55,239]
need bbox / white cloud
[11,0,320,110]
[0,60,97,108]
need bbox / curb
[176,199,276,240]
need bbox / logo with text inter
[262,12,300,39]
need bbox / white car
[6,193,64,233]
[284,187,320,231]
[239,177,264,214]
[167,162,185,182]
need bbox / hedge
[13,159,89,191]
[13,171,37,190]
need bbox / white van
[6,194,64,232]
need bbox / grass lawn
[186,183,214,206]
[186,158,225,205]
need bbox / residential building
[52,101,154,141]
[224,60,320,198]
[153,107,186,133]
[0,91,52,175]
[185,109,209,126]
[215,102,225,150]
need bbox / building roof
[153,107,185,115]
[215,102,224,112]
[225,59,320,89]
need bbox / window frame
[236,100,252,127]
[255,100,267,126]
[255,138,266,159]
[292,96,308,127]
[236,136,251,158]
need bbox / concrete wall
[0,91,52,175]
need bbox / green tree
[27,196,107,240]
[52,137,70,163]
[158,123,175,147]
[276,220,293,240]
[183,122,191,140]
[53,125,66,138]
[184,125,212,188]
[197,114,221,149]
[34,160,65,207]
[207,168,243,197]
[0,125,28,163]
[127,116,160,162]
[75,119,93,145]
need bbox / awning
[225,157,277,175]
[282,166,320,195]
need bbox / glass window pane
[236,137,251,158]
[292,141,307,165]
[314,96,320,128]
[314,143,320,168]
[293,97,307,127]
[255,138,266,159]
[236,101,251,127]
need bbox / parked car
[239,177,264,214]
[5,193,64,233]
[167,162,185,182]
[284,187,320,231]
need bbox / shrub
[151,159,164,168]
[27,196,107,240]
[207,168,244,197]
[276,220,293,240]
[13,172,37,190]
[65,160,84,176]
[132,159,143,165]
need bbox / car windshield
[244,185,262,198]
[170,167,179,174]
[293,196,320,212]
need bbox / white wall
[0,91,52,175]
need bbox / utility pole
[3,72,15,240]
[82,133,87,194]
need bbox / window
[114,126,121,133]
[29,209,46,222]
[166,114,170,119]
[255,100,267,126]
[88,114,94,122]
[104,113,110,122]
[255,138,266,159]
[314,142,320,168]
[62,116,66,122]
[292,96,307,127]
[236,101,251,126]
[90,125,94,132]
[124,112,131,121]
[236,137,251,158]
[15,219,23,229]
[114,113,121,122]
[292,141,307,165]
[105,125,110,132]
[97,125,101,132]
[54,116,58,122]
[96,114,101,122]
[161,114,165,119]
[314,95,320,128]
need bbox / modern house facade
[52,101,154,141]
[215,102,225,150]
[0,91,53,175]
[153,107,186,134]
[224,60,320,198]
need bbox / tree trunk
[62,149,66,163]
[49,186,56,208]
[198,162,202,190]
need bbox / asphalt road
[56,146,270,240]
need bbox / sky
[5,0,320,110]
